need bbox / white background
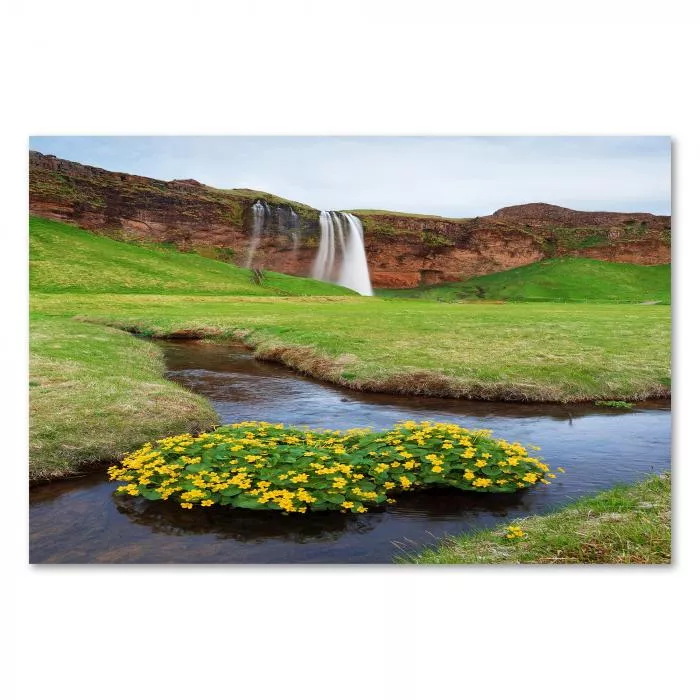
[3,2,698,699]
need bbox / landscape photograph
[28,135,671,564]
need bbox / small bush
[108,421,558,513]
[421,230,454,250]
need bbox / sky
[28,136,671,217]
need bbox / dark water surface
[30,340,671,564]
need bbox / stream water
[29,340,671,564]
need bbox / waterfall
[289,208,300,252]
[311,211,373,296]
[245,200,269,268]
[338,214,372,295]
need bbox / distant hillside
[29,151,671,289]
[377,257,671,303]
[29,217,354,296]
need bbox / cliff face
[29,151,671,288]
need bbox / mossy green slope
[29,216,352,296]
[378,257,671,303]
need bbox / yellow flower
[475,459,487,468]
[431,465,443,473]
[505,525,525,539]
[201,499,215,507]
[472,478,492,488]
[463,470,475,480]
[180,502,193,509]
[341,501,354,509]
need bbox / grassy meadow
[29,216,671,481]
[378,257,671,303]
[33,293,671,403]
[404,473,671,564]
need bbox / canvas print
[28,136,671,564]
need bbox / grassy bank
[30,318,218,481]
[403,473,671,564]
[30,217,351,296]
[378,258,671,303]
[33,293,671,403]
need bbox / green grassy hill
[378,257,671,303]
[29,217,352,296]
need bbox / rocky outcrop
[29,151,671,288]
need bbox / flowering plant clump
[108,421,559,514]
[504,525,526,539]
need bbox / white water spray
[311,212,373,296]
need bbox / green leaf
[185,463,208,473]
[231,494,267,510]
[220,486,242,497]
[324,493,346,505]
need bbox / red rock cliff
[29,151,671,288]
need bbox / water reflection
[111,485,527,543]
[113,491,382,543]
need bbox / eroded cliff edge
[29,151,671,288]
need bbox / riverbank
[402,473,671,564]
[30,318,218,481]
[29,299,670,479]
[32,295,671,404]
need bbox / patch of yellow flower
[108,420,561,514]
[504,525,525,539]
